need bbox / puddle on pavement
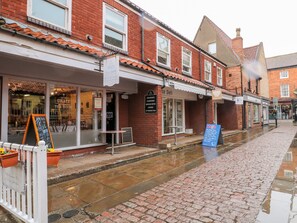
[256,135,297,223]
[48,125,273,219]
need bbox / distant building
[194,16,270,128]
[266,53,297,119]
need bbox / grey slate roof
[266,52,297,70]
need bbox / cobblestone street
[94,123,297,223]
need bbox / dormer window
[208,42,216,54]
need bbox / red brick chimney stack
[232,28,244,60]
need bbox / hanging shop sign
[145,90,157,113]
[103,55,119,87]
[212,90,224,103]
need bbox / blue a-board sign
[202,124,224,148]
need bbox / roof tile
[3,22,103,57]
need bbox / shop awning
[172,81,207,95]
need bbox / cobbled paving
[93,125,296,223]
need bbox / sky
[130,0,297,58]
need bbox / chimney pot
[236,28,241,37]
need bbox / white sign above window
[103,55,119,87]
[235,96,244,105]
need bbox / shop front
[0,32,138,151]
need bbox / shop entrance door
[106,93,116,143]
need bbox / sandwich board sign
[202,124,223,148]
[22,114,54,149]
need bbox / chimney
[232,28,244,60]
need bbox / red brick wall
[268,67,297,99]
[198,54,226,87]
[128,83,162,146]
[185,99,207,134]
[226,66,242,95]
[217,101,240,130]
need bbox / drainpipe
[199,48,202,81]
[241,65,246,129]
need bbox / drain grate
[63,209,79,218]
[48,214,61,223]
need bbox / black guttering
[119,0,227,67]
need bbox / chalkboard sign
[145,90,157,113]
[22,114,54,149]
[202,124,223,148]
[121,127,133,143]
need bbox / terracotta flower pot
[0,151,19,168]
[47,150,62,167]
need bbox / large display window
[8,80,46,143]
[7,79,104,149]
[162,98,184,135]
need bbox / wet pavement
[256,133,297,223]
[44,124,279,222]
[1,122,294,223]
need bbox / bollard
[275,118,278,127]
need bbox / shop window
[204,60,212,82]
[182,47,192,75]
[162,98,184,135]
[157,33,170,67]
[28,0,72,34]
[49,85,77,148]
[280,84,290,97]
[80,89,102,145]
[8,80,46,144]
[253,105,259,123]
[217,67,222,86]
[103,4,127,51]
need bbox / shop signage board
[235,96,244,105]
[202,124,223,148]
[3,164,25,193]
[22,114,54,149]
[103,55,119,87]
[145,90,157,113]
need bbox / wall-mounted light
[121,94,129,100]
[175,67,179,72]
[198,94,204,99]
[146,58,151,63]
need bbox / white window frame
[284,152,293,162]
[157,33,171,67]
[208,42,216,54]
[284,170,294,178]
[280,70,289,79]
[103,3,128,51]
[204,60,212,82]
[27,0,72,34]
[217,67,223,86]
[182,47,192,75]
[280,84,290,97]
[162,98,185,136]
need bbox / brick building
[0,0,241,154]
[194,16,270,128]
[266,53,297,120]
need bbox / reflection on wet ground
[48,126,274,218]
[256,134,297,223]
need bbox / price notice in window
[145,90,157,113]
